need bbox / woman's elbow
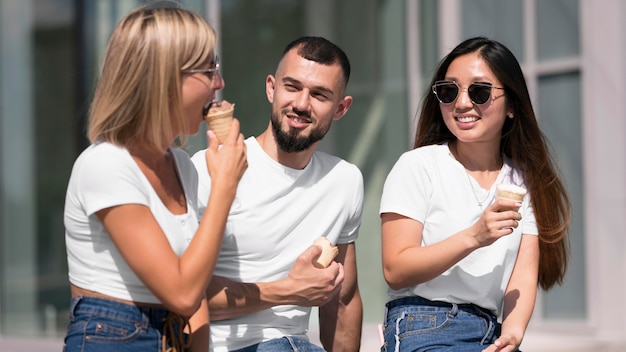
[383,266,407,291]
[164,293,202,317]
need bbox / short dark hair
[282,36,351,86]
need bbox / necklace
[448,142,500,208]
[464,170,492,208]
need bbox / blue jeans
[232,336,326,352]
[381,296,521,352]
[63,295,188,352]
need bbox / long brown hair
[414,36,571,290]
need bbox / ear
[333,95,353,121]
[265,75,276,103]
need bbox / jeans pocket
[384,308,452,338]
[86,316,143,343]
[67,312,145,346]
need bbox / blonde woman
[63,4,246,351]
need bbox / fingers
[481,336,518,352]
[287,246,344,306]
[333,261,345,286]
[491,198,522,212]
[206,130,219,151]
[302,244,324,265]
[223,118,242,144]
[483,204,522,230]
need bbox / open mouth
[202,102,214,116]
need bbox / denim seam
[393,311,405,352]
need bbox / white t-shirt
[379,143,537,318]
[191,137,364,351]
[64,142,199,303]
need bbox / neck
[127,143,171,169]
[256,128,316,170]
[450,140,502,171]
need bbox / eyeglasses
[432,80,504,105]
[182,55,220,80]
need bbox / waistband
[70,295,170,327]
[70,295,191,351]
[386,296,495,319]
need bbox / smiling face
[181,55,224,135]
[439,52,510,146]
[265,47,352,153]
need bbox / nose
[455,87,473,108]
[293,89,310,111]
[212,72,225,90]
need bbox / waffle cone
[313,237,339,268]
[205,101,235,144]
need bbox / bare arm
[98,122,247,317]
[207,244,344,321]
[484,234,539,352]
[319,242,362,352]
[381,198,523,290]
[188,296,209,352]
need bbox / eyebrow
[282,76,335,97]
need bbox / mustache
[284,107,312,120]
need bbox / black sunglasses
[432,80,504,105]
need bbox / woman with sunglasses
[63,3,247,351]
[379,36,570,351]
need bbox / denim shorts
[63,295,188,352]
[232,336,325,352]
[381,296,520,352]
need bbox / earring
[507,113,514,119]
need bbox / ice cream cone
[495,184,527,202]
[313,237,339,268]
[205,100,235,144]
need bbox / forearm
[500,234,539,345]
[206,276,289,321]
[319,243,362,351]
[188,297,209,352]
[319,290,362,352]
[501,286,536,344]
[383,230,477,289]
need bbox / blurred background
[0,0,624,351]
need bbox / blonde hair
[88,4,217,152]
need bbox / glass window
[220,0,306,138]
[1,0,76,338]
[537,72,586,319]
[537,0,580,60]
[462,0,524,60]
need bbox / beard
[270,108,330,153]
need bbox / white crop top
[63,142,199,303]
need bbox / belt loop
[68,295,84,320]
[447,303,459,318]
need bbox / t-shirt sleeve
[379,151,432,223]
[77,146,150,216]
[521,196,539,235]
[337,164,364,245]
